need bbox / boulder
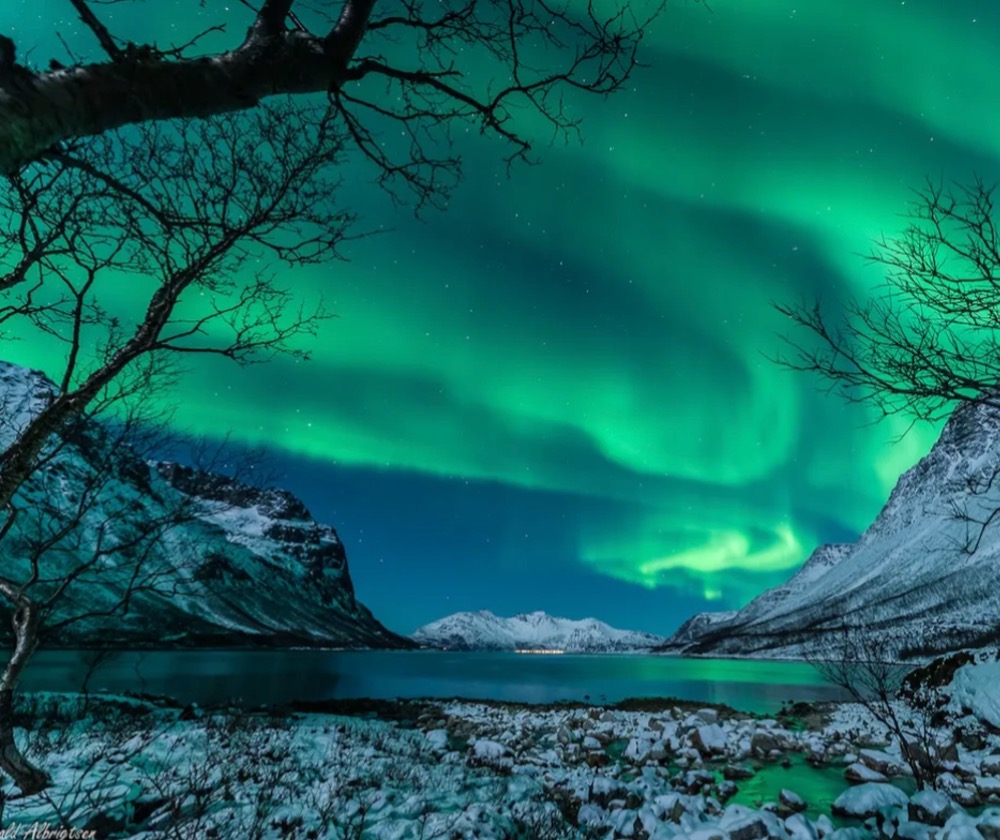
[908,789,959,827]
[977,807,1000,840]
[845,762,889,784]
[751,731,781,756]
[692,723,727,757]
[717,780,738,803]
[779,789,807,814]
[859,749,905,777]
[696,708,719,725]
[832,782,909,819]
[723,763,756,780]
[978,776,1000,800]
[783,813,819,839]
[677,769,715,795]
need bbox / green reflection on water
[727,754,916,825]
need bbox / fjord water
[21,650,846,712]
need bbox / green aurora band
[5,0,995,617]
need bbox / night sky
[8,1,998,635]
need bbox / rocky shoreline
[8,681,1000,839]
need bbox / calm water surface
[20,650,848,713]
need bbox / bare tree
[808,628,952,791]
[0,102,345,803]
[0,0,659,178]
[777,178,1000,423]
[0,0,664,811]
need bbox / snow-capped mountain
[0,361,410,648]
[412,610,667,652]
[663,399,1000,660]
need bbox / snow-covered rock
[412,610,666,652]
[0,361,408,648]
[832,782,909,818]
[909,788,959,826]
[950,661,1000,729]
[663,398,1000,660]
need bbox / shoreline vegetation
[7,649,1000,839]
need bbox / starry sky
[6,0,999,636]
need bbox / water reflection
[19,650,848,712]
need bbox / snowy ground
[7,653,1000,839]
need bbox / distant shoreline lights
[514,649,565,655]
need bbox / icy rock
[844,761,888,784]
[977,806,1000,839]
[953,786,982,808]
[909,788,960,826]
[950,662,1000,731]
[678,769,715,795]
[963,731,988,751]
[583,735,602,751]
[940,773,966,792]
[625,736,653,764]
[941,811,987,839]
[859,749,905,777]
[586,750,609,768]
[609,807,639,836]
[751,731,781,756]
[648,741,670,763]
[896,821,939,840]
[978,776,1000,799]
[425,728,449,750]
[779,789,807,813]
[577,803,608,828]
[815,814,835,836]
[470,739,513,770]
[983,756,1000,776]
[634,805,660,838]
[784,813,819,840]
[723,763,756,780]
[589,775,627,807]
[719,805,770,840]
[832,782,909,818]
[955,763,981,783]
[652,793,686,823]
[696,708,719,725]
[717,780,738,803]
[692,724,727,756]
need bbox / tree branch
[67,0,124,62]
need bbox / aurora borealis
[7,0,999,635]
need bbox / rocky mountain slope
[413,610,667,652]
[662,399,1000,660]
[0,361,409,648]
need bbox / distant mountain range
[412,610,667,652]
[662,398,1000,660]
[0,361,411,649]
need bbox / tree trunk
[0,0,377,176]
[0,602,49,797]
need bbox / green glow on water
[728,754,916,826]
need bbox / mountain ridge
[0,360,412,649]
[662,398,1000,660]
[413,610,667,652]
